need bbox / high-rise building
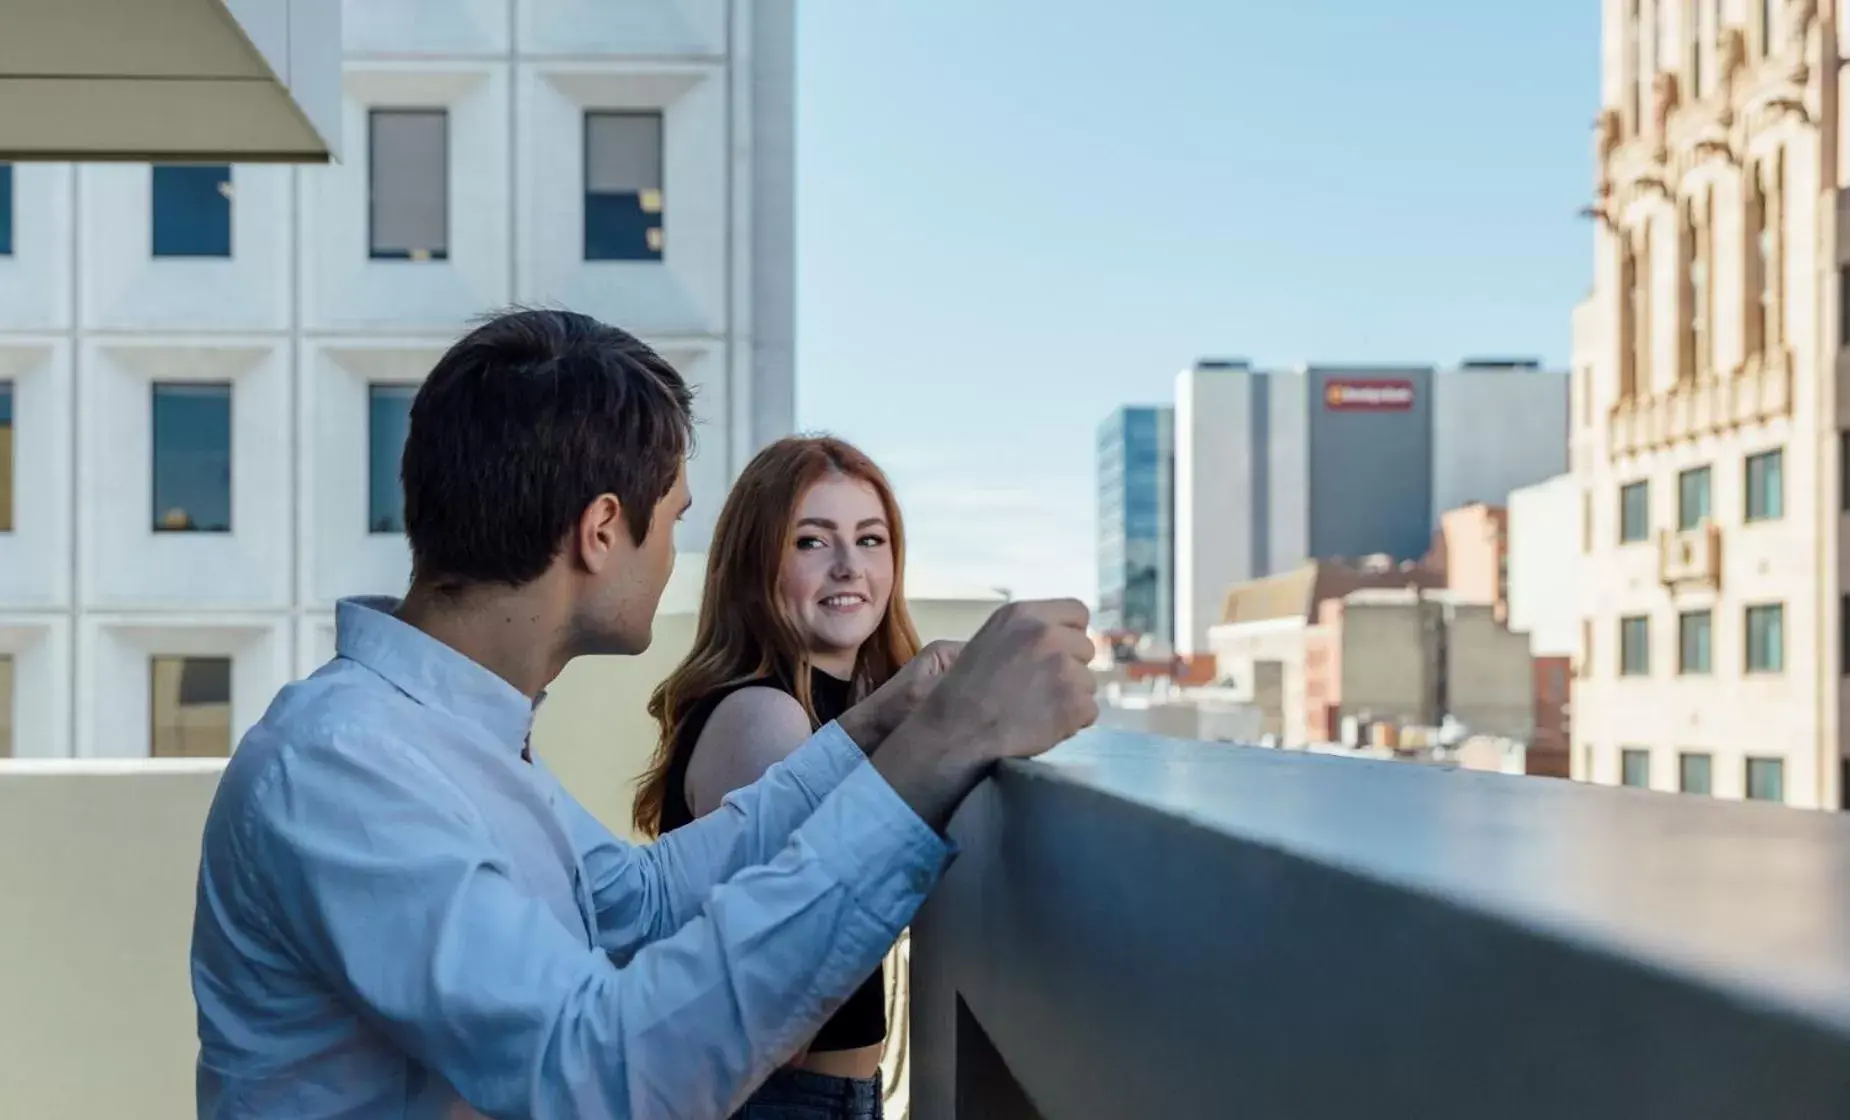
[1096,405,1174,645]
[0,1,797,759]
[1175,359,1567,654]
[1572,0,1838,808]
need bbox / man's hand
[837,640,963,753]
[872,600,1098,830]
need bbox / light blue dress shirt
[191,597,952,1119]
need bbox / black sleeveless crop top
[658,667,886,1052]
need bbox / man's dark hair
[401,308,695,589]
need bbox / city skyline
[792,0,1599,603]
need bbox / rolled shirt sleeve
[240,727,950,1119]
[564,722,874,960]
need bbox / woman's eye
[858,535,887,549]
[795,536,825,550]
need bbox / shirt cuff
[797,760,957,932]
[779,721,870,801]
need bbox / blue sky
[792,1,1600,602]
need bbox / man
[190,309,1097,1119]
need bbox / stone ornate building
[1573,0,1841,806]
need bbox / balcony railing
[912,730,1850,1118]
[11,731,1850,1116]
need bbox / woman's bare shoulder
[685,686,815,815]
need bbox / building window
[1758,0,1774,55]
[584,111,664,261]
[1746,167,1768,359]
[0,162,12,257]
[1746,603,1785,673]
[368,384,416,533]
[1680,191,1712,381]
[1620,237,1645,398]
[1580,618,1595,678]
[1677,466,1711,530]
[151,383,232,533]
[151,165,232,258]
[1620,615,1651,676]
[1746,756,1784,802]
[1620,480,1650,543]
[1745,448,1783,521]
[1678,751,1712,794]
[1582,489,1593,552]
[0,380,12,533]
[0,654,11,759]
[1627,0,1644,130]
[369,109,449,261]
[149,655,233,758]
[1621,748,1651,788]
[1840,265,1850,355]
[1842,431,1850,512]
[1687,0,1704,96]
[1678,610,1712,674]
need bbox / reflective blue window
[368,384,417,533]
[152,384,232,532]
[0,164,13,257]
[152,165,232,258]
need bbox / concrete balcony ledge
[912,731,1850,1118]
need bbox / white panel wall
[303,341,433,606]
[0,341,73,608]
[0,164,74,331]
[77,619,290,759]
[0,616,71,759]
[1175,366,1258,656]
[515,63,726,336]
[78,164,294,332]
[301,64,513,333]
[79,342,293,610]
[0,0,796,756]
[517,0,726,58]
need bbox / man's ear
[576,494,626,575]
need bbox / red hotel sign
[1324,378,1415,412]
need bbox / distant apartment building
[1096,405,1175,645]
[1573,0,1838,807]
[1174,358,1568,653]
[1424,503,1510,620]
[1304,588,1533,747]
[1204,558,1443,744]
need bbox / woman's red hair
[633,436,920,836]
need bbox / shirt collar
[335,596,541,756]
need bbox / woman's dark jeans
[735,1067,882,1120]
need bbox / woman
[635,435,918,1119]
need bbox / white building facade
[0,0,797,759]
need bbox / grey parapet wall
[910,730,1850,1119]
